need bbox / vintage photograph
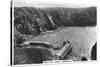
[11,0,97,65]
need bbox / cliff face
[13,7,96,44]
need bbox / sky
[13,0,96,8]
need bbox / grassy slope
[14,47,53,64]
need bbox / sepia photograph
[11,0,97,65]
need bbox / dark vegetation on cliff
[14,47,53,64]
[12,7,96,45]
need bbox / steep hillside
[13,7,96,44]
